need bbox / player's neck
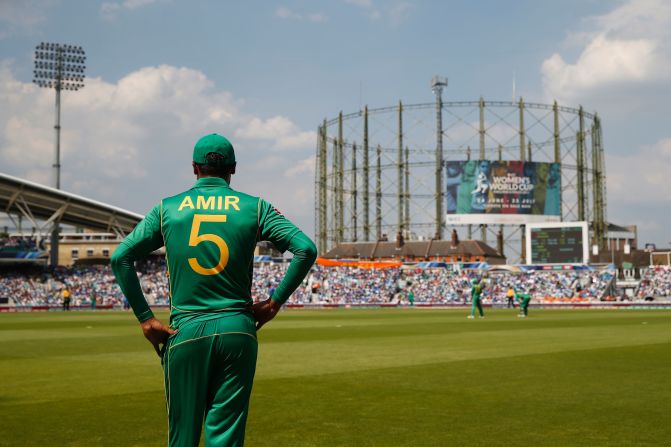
[196,174,231,184]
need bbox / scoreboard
[526,222,589,264]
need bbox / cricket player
[515,289,532,317]
[62,287,71,311]
[468,278,485,319]
[111,133,317,447]
[506,287,515,308]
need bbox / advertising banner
[445,160,561,225]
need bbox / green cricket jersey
[111,177,317,325]
[471,284,483,300]
[515,292,531,303]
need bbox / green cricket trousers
[162,313,258,447]
[520,298,531,316]
[470,297,484,317]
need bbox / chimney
[497,228,504,256]
[396,230,405,248]
[451,229,459,248]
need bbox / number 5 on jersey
[188,214,229,275]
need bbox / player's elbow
[304,239,318,264]
[110,245,130,273]
[291,233,318,265]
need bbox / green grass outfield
[1,309,670,446]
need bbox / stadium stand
[0,261,165,308]
[0,261,636,309]
[636,266,671,300]
[288,266,615,305]
[0,235,47,263]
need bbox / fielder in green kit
[515,289,532,317]
[111,133,317,447]
[468,278,485,319]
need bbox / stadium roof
[0,173,142,236]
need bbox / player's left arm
[252,199,317,330]
[111,204,175,356]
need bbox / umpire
[111,133,317,446]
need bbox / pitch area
[1,309,670,446]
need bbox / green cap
[193,133,236,166]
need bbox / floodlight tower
[33,42,86,265]
[431,76,447,240]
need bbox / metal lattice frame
[315,99,606,263]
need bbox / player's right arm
[111,204,175,355]
[111,204,164,322]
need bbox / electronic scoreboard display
[527,223,588,264]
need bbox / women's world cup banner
[445,160,561,225]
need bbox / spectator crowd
[0,260,167,307]
[0,260,628,308]
[636,266,671,299]
[0,235,44,254]
[287,266,615,305]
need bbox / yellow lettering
[197,195,215,210]
[188,214,229,275]
[183,195,239,211]
[178,196,195,211]
[224,196,240,211]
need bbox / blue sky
[1,0,671,246]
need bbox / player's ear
[230,163,236,175]
[192,162,199,176]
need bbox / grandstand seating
[636,266,671,300]
[0,236,47,261]
[0,260,647,308]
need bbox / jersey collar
[193,177,231,188]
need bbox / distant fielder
[112,134,317,446]
[468,278,485,319]
[515,289,532,318]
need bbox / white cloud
[540,0,671,244]
[101,0,161,19]
[607,138,671,204]
[305,12,328,23]
[285,156,315,178]
[100,3,121,17]
[542,36,657,101]
[276,6,300,20]
[0,62,317,229]
[275,6,328,23]
[343,0,412,24]
[541,0,671,103]
[593,0,671,39]
[234,116,316,150]
[0,0,53,38]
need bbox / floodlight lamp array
[431,75,448,90]
[33,42,86,91]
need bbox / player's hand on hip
[140,317,177,357]
[252,298,282,331]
